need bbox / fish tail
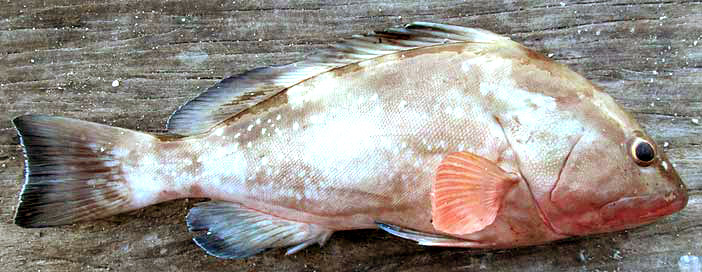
[12,115,148,228]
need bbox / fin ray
[168,22,509,136]
[431,152,518,235]
[12,115,144,227]
[376,222,482,247]
[186,201,333,258]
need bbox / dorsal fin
[167,22,510,136]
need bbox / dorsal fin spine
[167,22,509,136]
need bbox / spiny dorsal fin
[167,22,509,136]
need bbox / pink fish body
[13,22,687,258]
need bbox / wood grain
[1,1,701,271]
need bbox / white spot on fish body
[214,127,224,136]
[398,100,408,109]
[247,124,254,131]
[438,140,447,150]
[112,80,120,87]
[304,186,319,200]
[286,73,339,109]
[234,132,241,139]
[276,114,282,121]
[309,115,322,124]
[447,106,466,119]
[261,128,267,135]
[141,154,158,166]
[292,122,300,131]
[399,141,408,149]
[256,118,262,125]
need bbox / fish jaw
[599,188,688,231]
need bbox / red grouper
[12,22,688,258]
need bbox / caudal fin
[13,115,143,227]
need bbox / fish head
[539,90,688,236]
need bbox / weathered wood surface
[1,1,701,271]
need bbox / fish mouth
[599,189,688,229]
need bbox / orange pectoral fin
[431,152,519,235]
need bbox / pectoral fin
[432,152,518,235]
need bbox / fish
[12,22,688,259]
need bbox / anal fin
[186,201,333,258]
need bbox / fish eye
[630,138,655,166]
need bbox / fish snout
[597,144,689,230]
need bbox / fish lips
[599,189,688,230]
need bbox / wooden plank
[1,1,700,271]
